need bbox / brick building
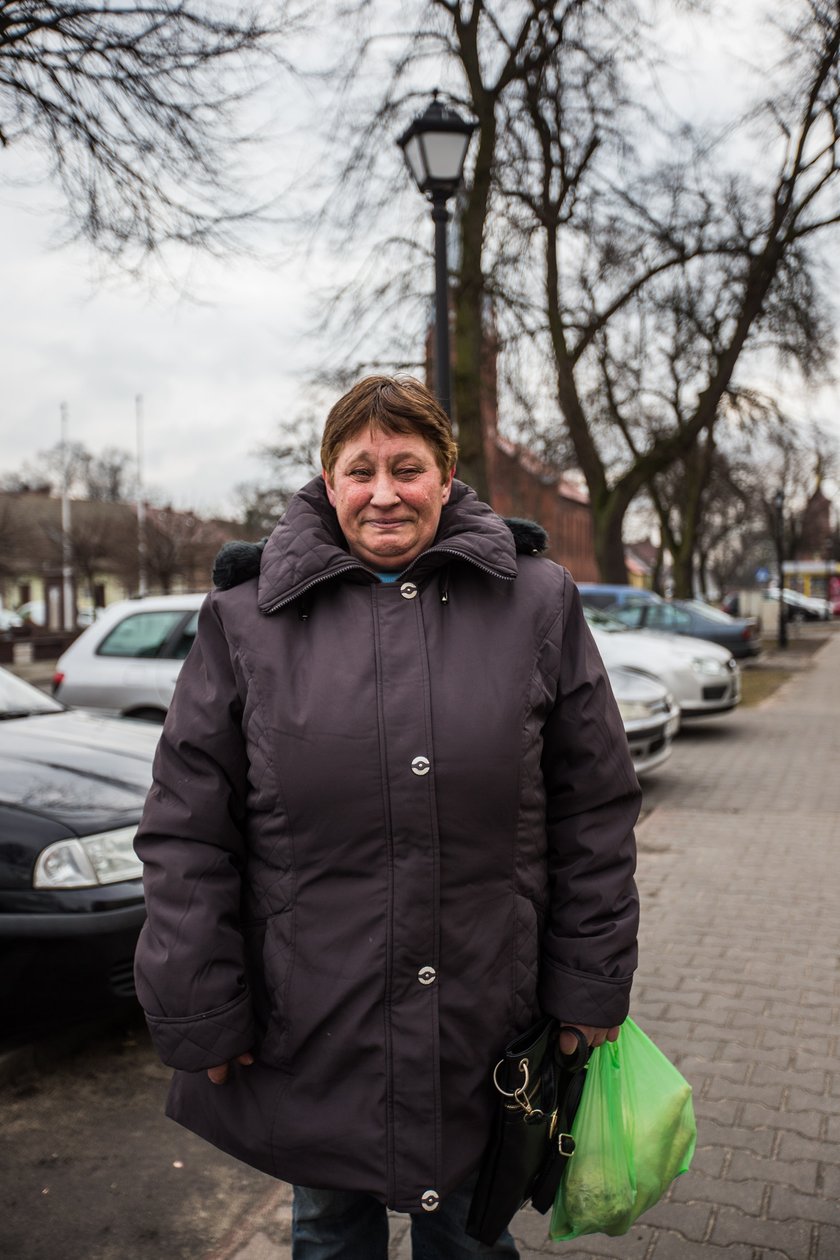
[433,322,599,580]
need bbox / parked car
[0,665,159,1039]
[14,600,98,630]
[0,607,23,632]
[607,664,679,777]
[586,607,741,718]
[607,596,762,659]
[577,583,662,611]
[765,587,832,622]
[53,593,205,720]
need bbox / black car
[610,597,762,659]
[0,666,159,1040]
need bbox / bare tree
[696,414,839,595]
[506,0,840,580]
[0,0,301,265]
[233,408,323,534]
[5,440,137,500]
[143,504,220,592]
[311,0,614,499]
[308,0,840,582]
[81,448,138,502]
[41,499,137,603]
[0,492,23,581]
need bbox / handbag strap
[550,1027,591,1150]
[558,1026,590,1071]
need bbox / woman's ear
[322,469,337,507]
[441,467,455,504]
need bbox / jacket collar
[257,476,517,614]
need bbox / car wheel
[789,609,805,624]
[124,707,167,724]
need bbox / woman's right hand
[559,1024,620,1055]
[206,1051,255,1085]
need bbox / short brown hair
[320,375,458,478]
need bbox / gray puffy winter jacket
[133,476,640,1214]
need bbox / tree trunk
[651,538,665,595]
[452,103,496,504]
[452,279,489,500]
[697,549,709,599]
[592,497,628,583]
[671,546,694,599]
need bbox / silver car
[53,593,205,721]
[608,665,679,777]
[585,606,740,719]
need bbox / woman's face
[324,426,454,570]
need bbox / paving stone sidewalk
[208,633,840,1260]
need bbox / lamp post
[60,401,75,633]
[397,93,477,417]
[773,488,787,649]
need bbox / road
[2,630,838,1260]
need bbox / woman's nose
[369,473,400,505]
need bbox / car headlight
[33,826,141,889]
[691,657,727,676]
[617,699,656,721]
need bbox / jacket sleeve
[133,591,255,1071]
[537,572,641,1028]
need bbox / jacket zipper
[263,564,368,614]
[419,547,516,582]
[264,550,514,614]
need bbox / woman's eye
[349,468,372,479]
[396,467,421,478]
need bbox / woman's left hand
[558,1024,620,1055]
[206,1051,255,1085]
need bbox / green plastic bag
[550,1018,696,1240]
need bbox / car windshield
[0,666,63,717]
[681,600,738,624]
[583,607,628,633]
[97,609,190,658]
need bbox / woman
[134,375,640,1259]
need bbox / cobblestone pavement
[193,631,840,1260]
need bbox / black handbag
[466,1017,590,1246]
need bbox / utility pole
[773,488,788,650]
[136,394,148,597]
[60,402,75,631]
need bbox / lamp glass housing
[422,131,472,187]
[398,98,476,200]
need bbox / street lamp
[397,92,477,416]
[773,488,787,649]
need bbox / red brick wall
[484,441,599,581]
[477,328,598,581]
[425,318,599,580]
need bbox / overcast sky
[0,146,322,517]
[1,1,838,519]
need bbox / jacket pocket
[243,905,294,1068]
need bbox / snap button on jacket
[134,477,641,1212]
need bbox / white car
[15,600,99,629]
[607,665,679,777]
[586,607,740,720]
[765,587,832,622]
[53,593,205,720]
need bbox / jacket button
[411,756,430,776]
[421,1189,440,1212]
[418,965,437,986]
[400,582,418,599]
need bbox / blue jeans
[291,1177,520,1260]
